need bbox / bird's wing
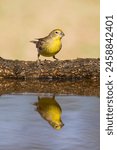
[36,38,47,50]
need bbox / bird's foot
[36,59,41,66]
[53,55,58,61]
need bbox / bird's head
[49,29,65,39]
[49,120,64,130]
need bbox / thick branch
[0,57,100,80]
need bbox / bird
[30,29,65,61]
[34,95,64,130]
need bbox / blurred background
[0,0,99,60]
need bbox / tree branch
[0,57,100,80]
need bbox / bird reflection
[34,95,64,130]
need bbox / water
[0,94,99,150]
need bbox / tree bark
[0,57,100,80]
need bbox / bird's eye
[55,125,58,128]
[55,31,58,34]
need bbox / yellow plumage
[31,29,65,60]
[34,95,64,130]
[41,38,62,57]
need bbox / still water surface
[0,94,99,150]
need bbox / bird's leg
[53,55,58,60]
[37,52,41,65]
[36,52,42,78]
[38,96,40,102]
[52,94,55,99]
[37,52,40,61]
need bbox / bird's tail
[30,40,38,44]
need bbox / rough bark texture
[0,57,100,80]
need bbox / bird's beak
[61,32,65,37]
[61,122,64,127]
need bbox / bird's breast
[40,39,62,57]
[48,39,62,53]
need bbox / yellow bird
[30,29,65,61]
[34,95,64,130]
